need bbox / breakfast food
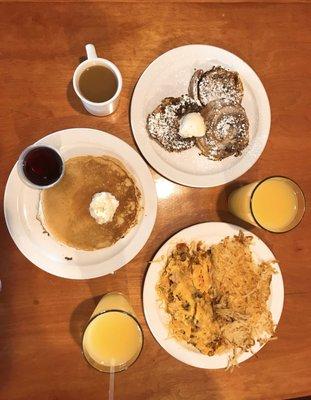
[157,232,276,369]
[146,65,249,161]
[146,95,201,152]
[147,66,249,161]
[196,100,249,160]
[39,155,141,251]
[188,66,244,106]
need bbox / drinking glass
[228,176,305,233]
[82,292,143,373]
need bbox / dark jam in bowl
[22,146,63,186]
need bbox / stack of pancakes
[39,155,141,251]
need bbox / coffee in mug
[78,65,118,103]
[73,44,122,116]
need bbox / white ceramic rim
[73,58,123,106]
[4,128,157,280]
[131,44,271,187]
[143,222,284,369]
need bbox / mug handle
[85,44,97,60]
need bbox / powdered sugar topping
[147,95,201,152]
[198,66,243,106]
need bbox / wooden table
[0,1,310,399]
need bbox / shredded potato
[157,231,276,369]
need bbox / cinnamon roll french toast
[189,66,243,106]
[146,95,201,152]
[145,65,249,160]
[196,100,249,160]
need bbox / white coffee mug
[73,44,122,116]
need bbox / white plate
[131,45,271,187]
[143,222,284,369]
[4,128,157,280]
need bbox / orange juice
[228,181,259,225]
[251,178,298,232]
[82,293,143,372]
[228,177,305,233]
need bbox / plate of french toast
[131,45,271,187]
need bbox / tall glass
[228,176,305,233]
[82,292,143,372]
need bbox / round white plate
[131,45,271,187]
[143,222,284,369]
[4,128,157,279]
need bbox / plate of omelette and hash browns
[143,222,284,369]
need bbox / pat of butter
[89,192,119,225]
[178,112,206,138]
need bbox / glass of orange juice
[82,292,143,372]
[228,176,305,233]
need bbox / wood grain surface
[0,2,310,400]
[2,0,310,3]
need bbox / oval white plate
[4,128,157,279]
[143,222,284,369]
[131,45,271,187]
